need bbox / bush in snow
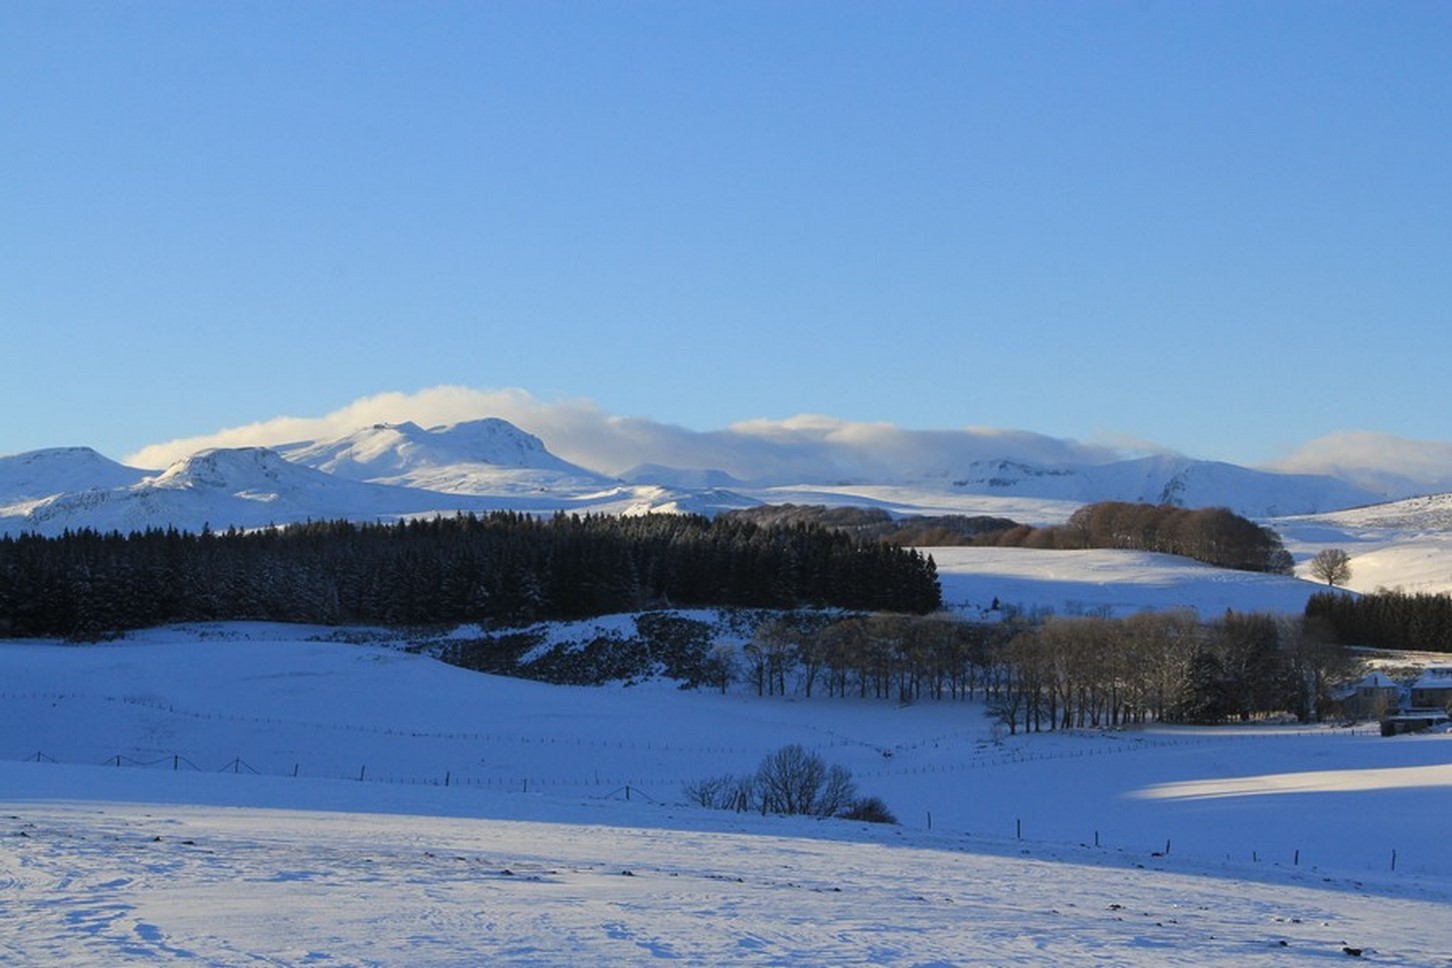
[684,744,894,823]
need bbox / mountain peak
[148,447,320,491]
[278,417,606,492]
[0,446,148,503]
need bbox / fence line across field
[6,725,1423,879]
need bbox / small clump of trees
[684,744,896,824]
[971,502,1294,574]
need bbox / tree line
[1306,589,1452,653]
[722,608,1351,729]
[0,513,941,639]
[969,502,1294,574]
[726,500,1293,575]
[721,504,1018,547]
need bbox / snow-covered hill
[1,623,1450,964]
[945,454,1378,518]
[1303,492,1452,533]
[0,446,149,504]
[933,546,1329,618]
[1274,492,1452,596]
[5,447,474,537]
[280,419,611,494]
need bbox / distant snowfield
[2,625,1451,965]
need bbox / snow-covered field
[931,545,1327,618]
[2,623,1452,965]
[1277,493,1452,597]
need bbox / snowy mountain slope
[3,447,483,536]
[946,454,1379,518]
[1299,492,1452,533]
[1,624,1450,965]
[0,446,149,504]
[0,416,1426,586]
[1272,492,1452,596]
[619,463,748,489]
[0,446,758,536]
[279,419,611,494]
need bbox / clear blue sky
[3,1,1449,466]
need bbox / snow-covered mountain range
[0,416,1431,540]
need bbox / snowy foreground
[2,625,1452,965]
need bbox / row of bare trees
[738,609,1354,729]
[742,612,1005,704]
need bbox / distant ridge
[6,446,470,537]
[0,416,1412,536]
[947,454,1376,518]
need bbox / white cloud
[1267,431,1452,495]
[123,385,1132,482]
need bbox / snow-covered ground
[2,624,1451,965]
[1277,493,1452,596]
[931,545,1327,618]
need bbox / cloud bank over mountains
[1267,431,1452,497]
[123,386,1133,484]
[122,385,1452,494]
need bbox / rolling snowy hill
[1274,493,1452,596]
[0,446,149,504]
[1,623,1450,965]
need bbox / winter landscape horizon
[5,397,1452,963]
[7,2,1452,963]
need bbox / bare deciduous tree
[1309,548,1353,587]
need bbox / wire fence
[2,691,1419,876]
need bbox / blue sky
[3,1,1449,472]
